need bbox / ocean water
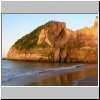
[2,60,80,86]
[2,60,98,86]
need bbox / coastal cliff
[7,17,98,63]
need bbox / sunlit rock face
[7,17,98,63]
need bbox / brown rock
[7,17,98,63]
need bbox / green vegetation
[13,22,50,50]
[8,19,98,63]
[37,42,50,48]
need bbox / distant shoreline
[2,58,7,60]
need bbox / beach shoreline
[2,60,98,86]
[75,75,98,86]
[30,64,98,86]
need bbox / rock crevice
[7,17,98,63]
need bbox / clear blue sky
[2,14,97,57]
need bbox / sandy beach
[75,75,98,86]
[31,64,98,86]
[2,60,98,86]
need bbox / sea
[1,60,98,86]
[2,59,78,86]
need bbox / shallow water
[1,60,98,86]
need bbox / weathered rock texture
[7,17,98,63]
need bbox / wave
[2,64,85,83]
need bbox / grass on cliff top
[13,22,50,50]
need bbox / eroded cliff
[7,17,98,63]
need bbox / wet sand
[2,63,98,86]
[31,64,98,86]
[75,75,98,86]
[31,75,98,86]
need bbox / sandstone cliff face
[7,17,98,63]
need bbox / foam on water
[2,64,84,83]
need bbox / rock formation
[7,17,98,63]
